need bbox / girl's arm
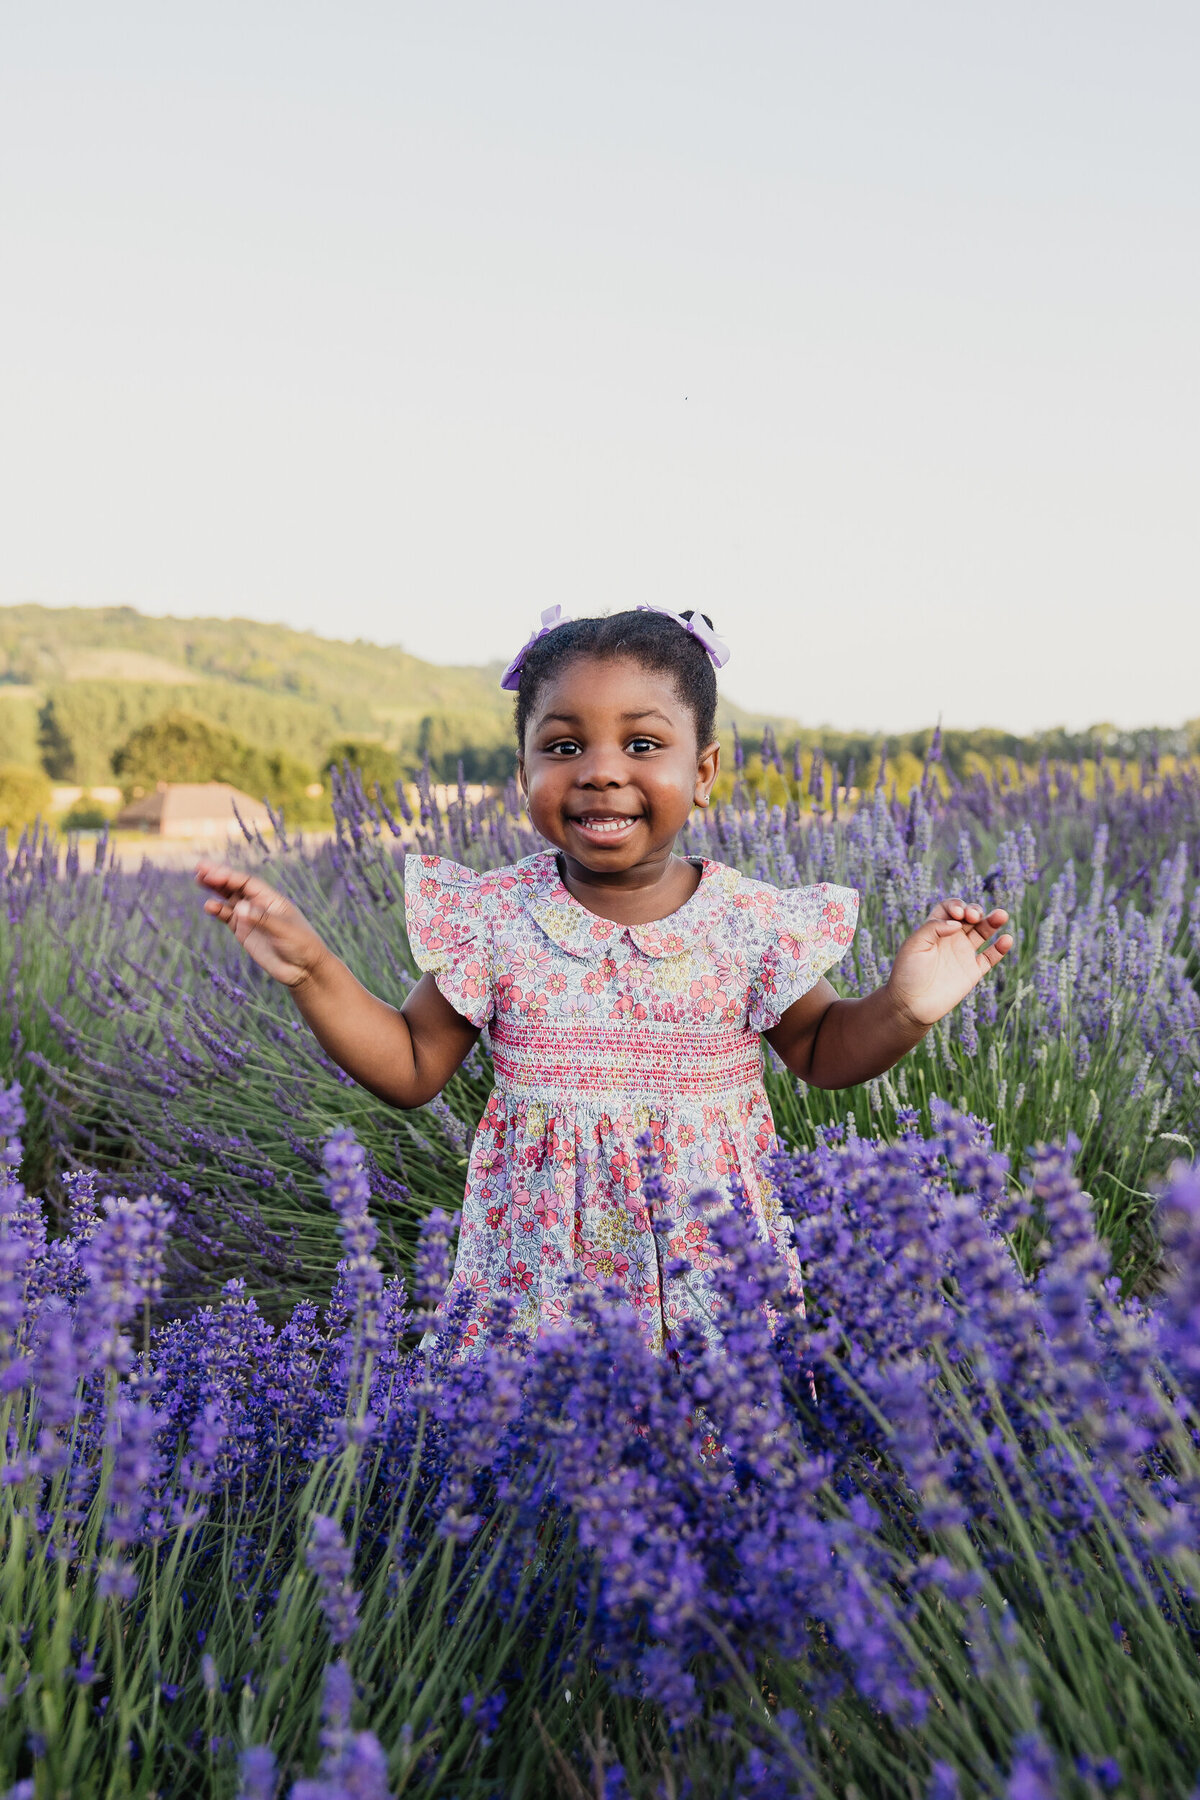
[195,864,479,1108]
[766,898,1013,1090]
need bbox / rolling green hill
[0,604,517,783]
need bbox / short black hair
[514,609,719,752]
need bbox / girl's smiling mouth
[568,812,642,844]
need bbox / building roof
[114,782,275,836]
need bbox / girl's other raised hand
[886,898,1015,1030]
[195,863,328,989]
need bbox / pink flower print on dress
[458,1315,481,1350]
[688,974,727,1016]
[449,958,488,1009]
[509,943,551,986]
[580,1242,631,1284]
[711,1136,738,1178]
[533,1191,561,1230]
[684,1218,711,1262]
[607,1147,640,1194]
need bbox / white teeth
[577,817,634,833]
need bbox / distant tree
[416,711,516,784]
[112,711,325,821]
[0,765,51,833]
[323,740,399,791]
[0,696,39,769]
[36,681,340,785]
[113,712,250,793]
[60,804,111,830]
[36,697,77,779]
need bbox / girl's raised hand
[195,863,328,989]
[886,899,1014,1029]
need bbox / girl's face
[518,654,720,877]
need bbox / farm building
[114,781,274,841]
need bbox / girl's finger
[195,863,246,895]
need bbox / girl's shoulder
[708,860,858,939]
[700,863,859,1027]
[402,852,550,921]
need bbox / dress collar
[520,850,735,959]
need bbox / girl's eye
[545,739,582,756]
[627,737,660,754]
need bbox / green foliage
[324,739,400,790]
[112,711,250,792]
[416,709,516,782]
[37,681,340,785]
[0,693,39,767]
[59,805,110,830]
[0,764,51,833]
[111,711,328,823]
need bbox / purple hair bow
[499,605,572,691]
[637,604,730,670]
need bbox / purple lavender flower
[320,1130,382,1321]
[289,1659,389,1800]
[76,1195,173,1367]
[320,1131,377,1261]
[237,1745,279,1800]
[0,1081,25,1174]
[307,1514,361,1646]
[1155,1163,1200,1399]
[1007,1733,1059,1799]
[95,1556,138,1604]
[411,1207,459,1317]
[103,1393,162,1548]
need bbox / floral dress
[405,850,857,1353]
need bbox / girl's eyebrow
[537,708,673,727]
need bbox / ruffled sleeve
[747,882,859,1032]
[403,855,493,1029]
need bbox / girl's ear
[694,740,720,808]
[516,755,528,797]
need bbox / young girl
[196,608,1013,1353]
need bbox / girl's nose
[575,752,625,789]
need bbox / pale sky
[3,3,1197,733]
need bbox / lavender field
[2,744,1200,1797]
